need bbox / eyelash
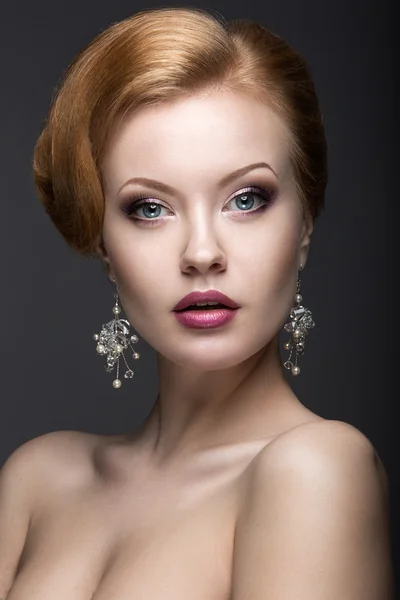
[122,185,277,225]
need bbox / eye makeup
[224,186,277,216]
[120,184,278,225]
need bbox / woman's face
[101,89,312,370]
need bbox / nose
[179,211,227,276]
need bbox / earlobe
[301,212,314,245]
[96,239,115,284]
[299,213,314,268]
[100,259,115,284]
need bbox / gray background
[0,0,396,587]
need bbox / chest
[7,474,240,600]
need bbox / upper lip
[173,290,240,311]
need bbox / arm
[231,420,394,600]
[0,443,35,598]
[0,430,91,597]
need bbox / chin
[158,342,266,372]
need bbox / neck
[137,335,304,464]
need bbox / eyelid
[122,195,171,215]
[225,184,277,206]
[228,185,265,200]
[122,183,276,219]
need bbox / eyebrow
[117,162,278,196]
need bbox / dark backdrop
[0,0,396,588]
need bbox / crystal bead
[290,306,305,320]
[303,314,315,328]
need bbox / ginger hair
[33,7,327,256]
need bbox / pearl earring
[93,285,140,388]
[283,264,315,376]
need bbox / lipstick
[173,290,239,329]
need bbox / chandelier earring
[93,278,140,388]
[283,264,315,376]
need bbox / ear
[95,237,116,284]
[299,211,314,269]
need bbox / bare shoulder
[1,430,107,500]
[0,430,107,595]
[248,418,389,499]
[268,417,375,454]
[1,430,95,478]
[232,420,394,599]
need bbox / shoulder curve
[233,419,394,599]
[1,430,104,499]
[2,429,100,468]
[263,418,375,462]
[241,418,390,531]
[247,419,383,495]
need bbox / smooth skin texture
[0,90,394,599]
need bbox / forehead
[102,90,292,193]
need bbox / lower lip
[173,308,238,329]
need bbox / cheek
[234,209,302,337]
[234,207,301,284]
[103,223,174,316]
[112,250,165,306]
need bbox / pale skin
[0,89,394,599]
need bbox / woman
[0,6,394,599]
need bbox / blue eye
[231,193,257,211]
[123,185,276,224]
[226,187,275,214]
[136,203,164,219]
[124,197,170,222]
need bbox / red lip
[173,290,239,311]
